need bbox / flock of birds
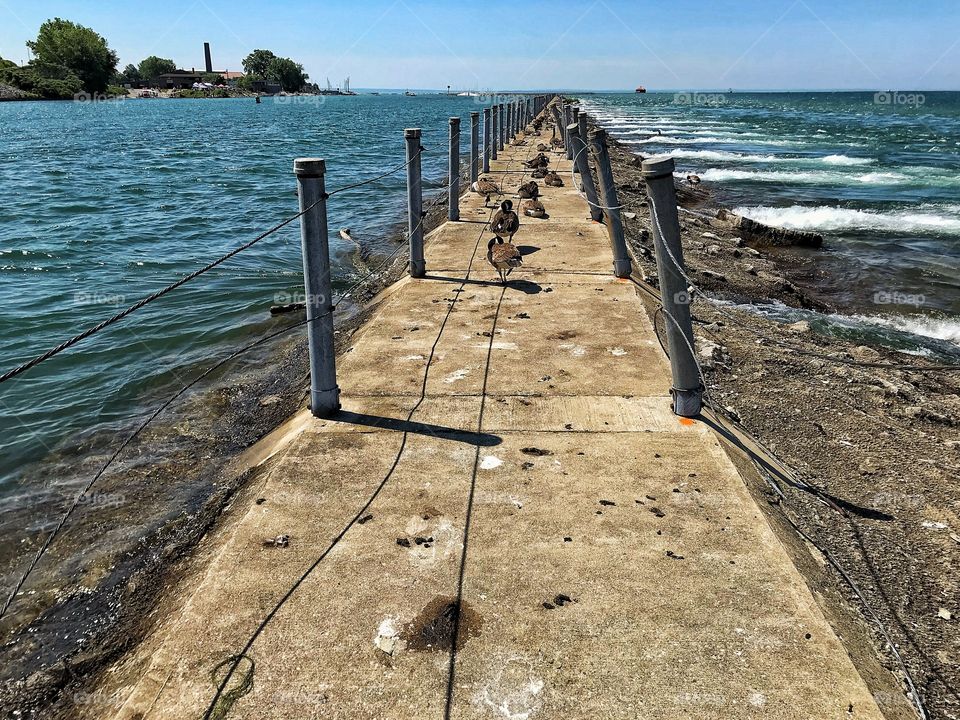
[471,113,568,284]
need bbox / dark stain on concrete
[403,596,481,652]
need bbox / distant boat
[404,90,416,96]
[635,86,647,94]
[457,91,481,97]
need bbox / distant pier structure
[204,42,213,74]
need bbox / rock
[259,394,282,406]
[858,457,880,475]
[743,247,761,257]
[374,618,401,655]
[704,244,722,256]
[716,208,824,248]
[742,263,757,275]
[938,608,953,621]
[701,269,726,282]
[724,406,741,422]
[732,237,746,247]
[697,339,726,369]
[702,232,720,240]
[785,320,811,334]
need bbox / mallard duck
[487,237,522,284]
[520,199,545,218]
[472,177,502,207]
[490,200,520,242]
[517,181,540,199]
[544,171,563,187]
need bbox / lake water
[581,92,960,356]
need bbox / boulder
[716,208,824,248]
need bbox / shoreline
[0,174,459,716]
[603,134,959,719]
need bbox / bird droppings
[396,537,411,548]
[521,462,534,471]
[650,507,666,518]
[403,597,481,652]
[666,550,684,560]
[564,423,574,430]
[599,500,616,507]
[520,447,552,456]
[563,537,572,542]
[357,514,374,525]
[255,498,267,505]
[514,312,530,319]
[547,330,577,340]
[414,536,434,548]
[480,456,503,470]
[262,534,289,548]
[608,347,628,356]
[645,494,657,501]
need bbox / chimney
[204,42,213,73]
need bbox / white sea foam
[821,154,875,166]
[844,314,960,345]
[732,205,960,234]
[666,149,876,166]
[626,135,803,146]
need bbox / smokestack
[203,42,213,73]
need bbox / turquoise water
[581,92,960,353]
[0,94,487,491]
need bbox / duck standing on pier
[490,200,520,243]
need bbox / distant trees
[26,18,117,93]
[138,56,177,84]
[241,49,308,92]
[118,64,141,85]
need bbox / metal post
[578,110,589,156]
[405,128,426,278]
[294,158,340,418]
[569,123,603,223]
[499,103,506,149]
[491,105,499,160]
[448,117,460,221]
[507,101,513,142]
[565,105,574,160]
[551,105,563,143]
[588,128,631,279]
[482,107,491,173]
[470,111,480,183]
[642,156,702,417]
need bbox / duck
[536,142,550,152]
[550,136,563,149]
[520,199,545,218]
[686,174,702,185]
[489,200,520,243]
[472,177,502,206]
[543,171,563,187]
[487,237,522,284]
[524,153,550,169]
[339,228,355,243]
[517,181,540,199]
[531,167,548,179]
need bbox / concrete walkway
[102,119,885,720]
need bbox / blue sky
[1,0,957,90]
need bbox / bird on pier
[520,199,546,218]
[524,153,550,170]
[472,177,502,207]
[339,228,355,243]
[487,237,522,284]
[686,174,702,185]
[489,200,520,243]
[531,167,548,179]
[517,180,540,199]
[536,142,550,152]
[544,171,563,187]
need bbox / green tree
[138,56,177,83]
[267,57,307,92]
[242,49,277,78]
[201,72,224,85]
[118,63,141,84]
[26,18,117,93]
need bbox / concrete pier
[98,104,886,720]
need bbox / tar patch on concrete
[402,596,481,653]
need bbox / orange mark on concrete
[678,417,696,427]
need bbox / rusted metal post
[405,128,426,278]
[642,155,702,417]
[294,158,340,418]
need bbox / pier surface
[100,131,884,719]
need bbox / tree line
[0,17,311,100]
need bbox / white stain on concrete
[444,368,470,384]
[475,657,545,720]
[558,342,586,357]
[480,455,503,470]
[608,347,628,356]
[402,354,425,361]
